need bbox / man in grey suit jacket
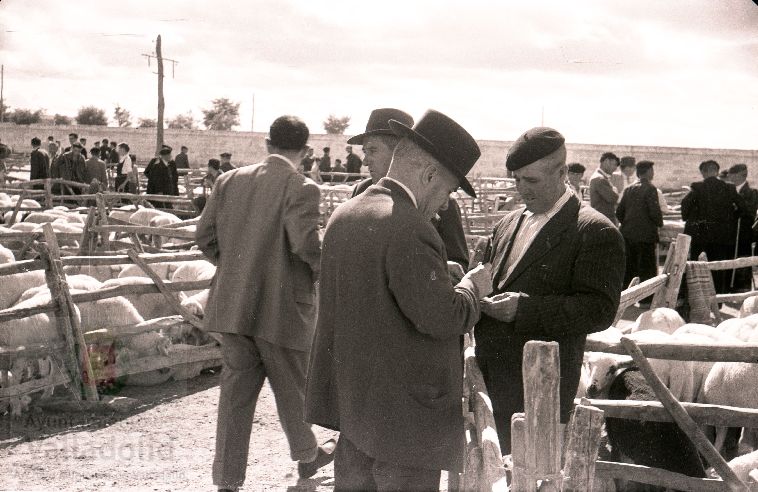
[589,151,621,225]
[306,110,492,490]
[197,116,333,492]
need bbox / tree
[138,117,157,128]
[323,114,351,134]
[53,114,72,126]
[113,105,132,127]
[202,98,240,131]
[10,108,43,125]
[168,111,196,130]
[76,106,108,126]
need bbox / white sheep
[23,212,68,224]
[9,222,39,232]
[717,314,758,342]
[63,264,123,282]
[102,277,185,320]
[0,270,46,309]
[181,289,209,317]
[740,296,758,318]
[630,307,686,335]
[16,275,103,304]
[118,262,178,280]
[726,449,758,483]
[0,244,14,264]
[171,260,215,296]
[627,329,696,403]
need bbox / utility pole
[251,93,255,132]
[541,106,544,126]
[1,65,4,123]
[142,35,178,155]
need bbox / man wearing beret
[144,145,178,208]
[475,127,625,454]
[589,152,621,225]
[682,160,753,294]
[306,110,493,490]
[616,161,663,303]
[566,162,585,198]
[727,163,757,291]
[219,152,236,173]
[349,108,470,270]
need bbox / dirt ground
[0,368,339,491]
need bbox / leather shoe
[298,439,337,479]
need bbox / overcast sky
[0,0,756,149]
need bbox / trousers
[212,334,317,488]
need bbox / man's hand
[447,261,465,284]
[480,292,520,322]
[461,263,493,299]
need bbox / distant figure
[53,142,87,194]
[84,147,108,193]
[47,136,59,163]
[219,152,236,173]
[203,158,222,190]
[300,146,316,175]
[728,163,758,292]
[616,160,663,299]
[144,146,178,208]
[0,138,7,185]
[115,143,137,193]
[332,158,346,182]
[344,145,362,180]
[30,137,50,189]
[175,146,190,169]
[63,132,78,153]
[99,139,110,163]
[79,137,88,159]
[109,141,119,164]
[319,147,332,182]
[567,162,586,198]
[682,160,753,294]
[589,151,621,225]
[618,156,637,190]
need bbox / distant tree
[76,106,108,126]
[138,117,157,128]
[323,114,351,134]
[168,111,196,130]
[10,108,43,125]
[113,105,132,127]
[201,98,240,131]
[53,114,72,126]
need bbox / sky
[0,0,756,149]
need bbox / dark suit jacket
[738,183,758,248]
[305,178,481,472]
[196,155,321,351]
[144,158,174,195]
[352,177,469,268]
[345,153,362,174]
[616,178,663,243]
[30,149,50,181]
[589,170,620,225]
[475,195,625,421]
[174,152,189,169]
[682,176,752,246]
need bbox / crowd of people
[300,144,364,183]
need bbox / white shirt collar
[383,177,418,209]
[268,154,297,170]
[524,186,573,220]
[597,168,612,180]
[736,181,746,193]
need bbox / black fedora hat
[388,109,480,197]
[347,108,414,145]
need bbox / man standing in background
[219,152,236,173]
[84,147,108,193]
[344,145,362,181]
[728,163,758,291]
[618,156,637,190]
[30,137,50,189]
[589,151,621,225]
[175,146,190,169]
[47,136,59,163]
[198,116,333,492]
[567,162,585,198]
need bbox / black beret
[220,152,232,157]
[728,164,748,174]
[506,127,565,171]
[636,160,654,172]
[567,163,585,174]
[159,145,172,155]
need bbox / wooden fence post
[523,341,562,491]
[619,336,748,492]
[40,224,99,401]
[44,178,53,209]
[8,189,26,226]
[95,193,110,251]
[78,208,97,256]
[561,403,604,492]
[511,413,529,491]
[651,233,691,309]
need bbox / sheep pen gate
[0,224,220,413]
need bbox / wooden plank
[579,398,758,428]
[702,256,758,271]
[0,231,82,241]
[95,193,110,251]
[619,337,748,491]
[0,370,71,399]
[594,461,728,492]
[40,224,99,402]
[0,341,66,370]
[619,274,667,305]
[78,207,97,256]
[111,343,221,379]
[43,178,53,209]
[653,233,691,309]
[584,339,758,362]
[522,341,561,491]
[83,316,191,342]
[562,404,604,492]
[92,225,196,238]
[510,413,529,491]
[61,250,204,266]
[7,189,27,226]
[127,249,204,330]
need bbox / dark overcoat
[682,176,752,247]
[616,178,663,243]
[305,178,481,473]
[196,155,321,351]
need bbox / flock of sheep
[0,193,216,415]
[582,306,758,488]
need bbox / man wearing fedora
[348,108,470,270]
[144,145,179,208]
[475,127,625,454]
[305,110,493,490]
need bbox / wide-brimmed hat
[388,109,480,197]
[347,108,414,145]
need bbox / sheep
[603,367,708,487]
[717,314,758,342]
[630,307,685,335]
[129,208,176,226]
[118,262,178,280]
[583,351,634,398]
[181,289,209,318]
[0,270,46,309]
[726,449,758,484]
[740,296,758,318]
[114,331,174,386]
[12,291,144,331]
[9,222,40,232]
[0,244,14,264]
[63,264,123,282]
[102,277,185,320]
[627,329,696,403]
[23,212,69,224]
[171,260,215,296]
[16,274,103,304]
[170,343,218,381]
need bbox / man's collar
[597,168,612,179]
[736,181,747,192]
[524,186,573,219]
[267,154,297,170]
[382,177,418,209]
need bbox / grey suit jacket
[196,155,321,351]
[589,169,620,225]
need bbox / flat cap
[636,160,654,172]
[506,127,565,171]
[220,152,232,157]
[728,163,748,174]
[620,156,636,168]
[72,142,83,149]
[567,163,585,174]
[159,145,172,155]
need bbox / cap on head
[388,109,480,198]
[636,160,654,174]
[567,163,585,174]
[159,145,173,156]
[31,137,41,146]
[347,108,414,145]
[268,115,309,151]
[208,158,221,170]
[220,152,231,158]
[620,156,636,169]
[506,127,566,172]
[728,163,748,175]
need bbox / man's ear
[264,138,273,155]
[421,164,438,185]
